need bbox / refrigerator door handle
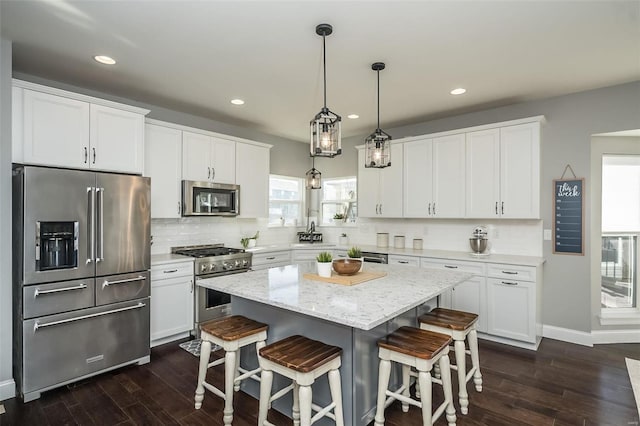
[96,187,104,262]
[87,187,94,264]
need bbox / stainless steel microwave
[182,180,240,216]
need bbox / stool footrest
[269,383,294,405]
[202,381,225,400]
[207,357,225,369]
[236,366,261,384]
[385,386,420,410]
[311,402,337,423]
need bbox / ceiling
[2,1,639,143]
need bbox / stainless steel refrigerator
[12,165,151,402]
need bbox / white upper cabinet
[182,132,235,184]
[13,80,149,174]
[403,134,465,218]
[466,122,540,219]
[236,142,270,218]
[90,104,144,174]
[144,123,183,218]
[358,143,403,218]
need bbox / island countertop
[197,262,472,331]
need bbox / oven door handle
[33,302,146,331]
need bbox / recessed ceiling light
[231,99,245,105]
[347,114,359,119]
[94,55,116,65]
[450,88,466,95]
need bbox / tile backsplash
[151,217,542,257]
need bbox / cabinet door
[379,143,404,217]
[357,149,380,217]
[403,139,433,217]
[486,278,535,342]
[500,123,540,218]
[144,124,182,218]
[236,143,269,218]
[466,129,500,218]
[211,137,236,184]
[90,104,144,174]
[182,131,213,181]
[23,89,89,169]
[451,276,486,333]
[432,134,466,218]
[150,275,194,343]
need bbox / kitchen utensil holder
[413,239,423,250]
[377,233,389,248]
[394,236,405,249]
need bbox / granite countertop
[150,253,193,265]
[197,262,472,331]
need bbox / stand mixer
[469,226,489,255]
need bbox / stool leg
[328,368,345,426]
[454,339,469,415]
[468,329,483,392]
[374,359,391,426]
[401,365,411,413]
[433,360,441,379]
[258,368,273,426]
[233,347,241,392]
[194,339,211,409]
[299,384,313,426]
[415,377,421,399]
[223,350,236,425]
[292,381,300,426]
[439,354,456,426]
[417,371,432,426]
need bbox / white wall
[0,38,15,400]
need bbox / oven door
[194,278,231,327]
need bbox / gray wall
[345,81,640,333]
[0,38,15,400]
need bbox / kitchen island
[198,262,471,425]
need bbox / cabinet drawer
[96,271,150,306]
[389,255,420,267]
[23,278,95,319]
[252,251,291,267]
[420,258,486,275]
[487,263,536,282]
[151,261,193,281]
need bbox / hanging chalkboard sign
[553,170,585,255]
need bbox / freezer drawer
[95,271,149,306]
[23,278,95,319]
[21,298,150,396]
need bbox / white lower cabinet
[251,250,292,270]
[150,260,194,346]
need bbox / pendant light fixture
[364,62,392,168]
[305,156,322,189]
[310,23,342,158]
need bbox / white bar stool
[257,335,344,426]
[194,315,268,426]
[419,308,483,415]
[374,326,456,426]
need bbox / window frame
[268,174,305,227]
[318,176,357,227]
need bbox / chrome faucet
[309,221,315,233]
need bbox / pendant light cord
[322,34,327,109]
[376,69,380,131]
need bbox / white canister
[394,235,405,249]
[376,233,389,248]
[413,239,423,250]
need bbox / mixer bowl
[469,237,488,253]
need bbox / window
[269,175,304,226]
[320,176,357,226]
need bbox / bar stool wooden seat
[374,326,456,426]
[419,308,482,415]
[257,335,344,426]
[194,315,268,426]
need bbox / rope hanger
[560,164,577,179]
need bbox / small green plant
[333,213,345,220]
[316,251,333,263]
[347,246,362,258]
[252,231,260,240]
[340,233,347,237]
[240,238,250,249]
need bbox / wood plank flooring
[1,337,638,425]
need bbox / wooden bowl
[332,259,362,276]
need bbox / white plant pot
[247,238,257,248]
[349,257,364,272]
[339,236,348,246]
[317,262,332,278]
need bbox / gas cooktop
[172,244,252,276]
[172,245,244,258]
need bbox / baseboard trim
[592,329,640,344]
[542,325,593,347]
[0,379,15,401]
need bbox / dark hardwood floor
[2,337,638,426]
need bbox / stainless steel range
[171,244,252,332]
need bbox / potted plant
[240,231,260,249]
[339,233,348,246]
[347,246,364,272]
[333,213,345,223]
[316,251,333,278]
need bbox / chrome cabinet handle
[92,147,96,164]
[495,202,498,215]
[33,302,146,331]
[163,269,178,274]
[84,147,88,164]
[398,260,409,264]
[432,203,436,215]
[428,203,431,215]
[211,167,215,181]
[190,279,194,293]
[379,204,382,215]
[177,202,181,215]
[34,284,87,297]
[502,271,518,275]
[266,257,276,260]
[501,201,504,215]
[444,265,458,269]
[87,187,95,264]
[207,167,211,179]
[501,281,518,286]
[102,275,146,289]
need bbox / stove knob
[242,259,249,267]
[234,260,240,268]
[210,264,216,272]
[223,261,231,270]
[200,264,208,273]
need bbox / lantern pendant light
[310,23,342,158]
[305,156,322,189]
[364,62,392,168]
